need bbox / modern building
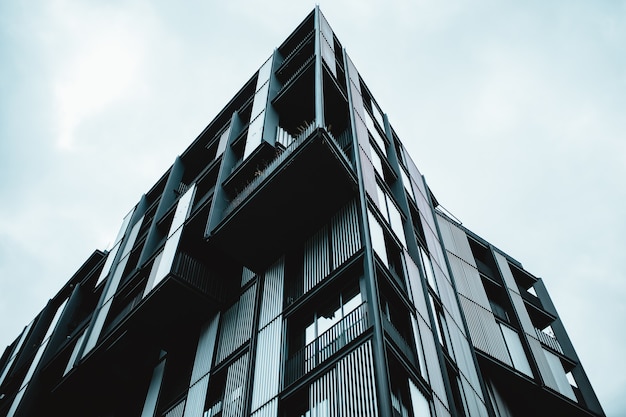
[0,7,605,417]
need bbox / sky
[0,0,624,415]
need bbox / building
[0,7,605,417]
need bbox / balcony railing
[535,327,563,354]
[171,252,225,300]
[284,302,369,386]
[102,252,225,337]
[223,125,354,221]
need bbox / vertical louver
[259,258,284,329]
[303,225,330,294]
[251,317,282,411]
[331,199,361,268]
[222,353,249,417]
[216,284,257,363]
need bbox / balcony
[104,252,228,340]
[207,126,357,271]
[50,253,232,414]
[284,302,369,387]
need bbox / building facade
[0,8,605,417]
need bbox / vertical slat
[235,283,256,350]
[241,267,256,287]
[459,297,511,366]
[216,284,257,364]
[331,199,362,268]
[336,341,378,417]
[419,318,450,411]
[251,317,282,411]
[216,302,238,364]
[165,399,186,417]
[140,358,166,417]
[259,258,284,328]
[529,337,558,389]
[303,225,330,294]
[184,375,209,417]
[190,313,220,384]
[250,399,277,417]
[222,353,249,417]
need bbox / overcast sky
[1,0,624,415]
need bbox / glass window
[420,248,437,292]
[368,210,389,267]
[387,200,406,248]
[364,110,386,153]
[370,146,384,177]
[305,288,362,344]
[374,183,406,248]
[400,168,415,201]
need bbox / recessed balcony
[207,127,357,272]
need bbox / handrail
[172,252,224,301]
[284,302,369,386]
[224,126,352,220]
[223,123,315,217]
[535,327,563,354]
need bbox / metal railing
[223,123,315,217]
[102,252,224,335]
[284,302,369,386]
[171,252,225,302]
[224,126,352,219]
[534,327,563,354]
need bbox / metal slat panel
[419,318,448,408]
[303,226,330,294]
[529,336,557,389]
[510,291,536,336]
[259,258,284,328]
[461,376,489,417]
[405,253,429,321]
[461,260,491,309]
[449,320,482,394]
[433,396,452,417]
[165,399,186,417]
[331,199,361,268]
[184,374,209,417]
[241,267,256,287]
[223,353,249,417]
[216,303,238,363]
[251,317,282,411]
[190,313,220,384]
[459,297,511,366]
[336,341,378,417]
[311,366,337,417]
[493,252,518,292]
[234,284,257,351]
[250,399,278,417]
[360,146,378,206]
